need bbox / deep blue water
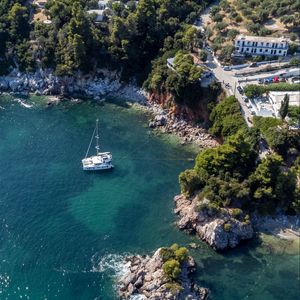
[0,95,299,300]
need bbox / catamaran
[82,119,113,171]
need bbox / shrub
[244,84,265,98]
[163,259,181,280]
[160,247,175,262]
[199,50,208,62]
[231,208,243,218]
[253,116,282,135]
[196,201,221,216]
[223,223,232,231]
[165,282,183,294]
[243,214,251,225]
[209,96,246,138]
[174,247,189,263]
[179,169,202,195]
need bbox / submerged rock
[117,248,209,300]
[174,195,254,250]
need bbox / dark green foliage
[243,84,265,98]
[244,84,300,98]
[163,259,181,280]
[253,116,300,156]
[209,96,246,138]
[179,169,202,196]
[248,154,297,213]
[253,116,282,134]
[279,94,289,120]
[144,50,216,109]
[199,50,208,62]
[288,106,300,126]
[160,244,189,281]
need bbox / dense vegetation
[244,83,300,99]
[179,96,300,215]
[0,0,212,78]
[0,0,222,114]
[160,244,188,279]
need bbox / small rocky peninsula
[117,246,209,300]
[174,195,254,250]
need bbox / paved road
[204,53,254,126]
[194,1,253,127]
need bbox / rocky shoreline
[174,194,254,251]
[147,103,219,149]
[0,69,219,149]
[117,248,209,300]
[0,69,147,104]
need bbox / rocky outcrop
[117,248,209,300]
[0,69,147,103]
[174,195,254,250]
[148,104,219,149]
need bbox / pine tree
[279,94,289,120]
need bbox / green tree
[244,84,265,98]
[163,259,181,280]
[279,94,289,120]
[199,50,207,62]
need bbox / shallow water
[0,95,299,300]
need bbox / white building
[235,35,288,57]
[269,91,300,118]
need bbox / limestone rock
[174,194,254,250]
[117,248,209,300]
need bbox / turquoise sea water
[0,95,299,300]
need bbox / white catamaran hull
[82,120,113,171]
[82,164,114,171]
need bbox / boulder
[117,248,209,300]
[174,195,254,250]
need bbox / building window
[266,42,269,46]
[279,50,281,53]
[246,48,249,51]
[260,49,262,52]
[265,49,268,52]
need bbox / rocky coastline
[174,194,254,251]
[147,103,219,149]
[117,248,209,300]
[0,69,147,104]
[0,69,219,149]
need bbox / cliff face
[117,248,209,300]
[174,195,254,251]
[147,91,210,123]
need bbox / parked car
[258,78,264,84]
[292,76,300,83]
[242,96,249,102]
[273,76,279,83]
[279,77,287,82]
[249,62,258,68]
[264,78,273,84]
[237,86,244,94]
[223,66,231,71]
[205,46,212,52]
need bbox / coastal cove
[0,95,299,300]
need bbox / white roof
[87,9,104,16]
[269,91,300,107]
[236,35,287,43]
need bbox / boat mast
[95,119,100,155]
